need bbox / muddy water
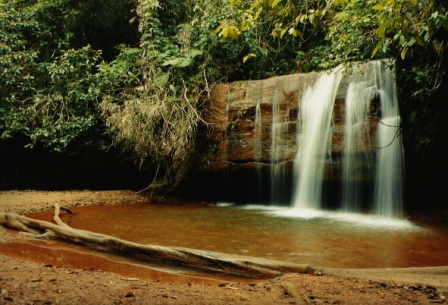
[20,203,448,269]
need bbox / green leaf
[334,0,346,6]
[407,38,416,47]
[162,57,191,68]
[155,72,170,88]
[372,41,382,57]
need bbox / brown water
[26,203,448,269]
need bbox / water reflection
[30,203,448,269]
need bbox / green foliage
[23,47,101,151]
[98,0,305,190]
[217,0,448,154]
[99,0,206,190]
[0,0,138,153]
[1,0,446,191]
[371,0,447,59]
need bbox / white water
[270,79,289,204]
[289,60,403,218]
[292,66,343,209]
[255,83,264,202]
[221,60,404,219]
[372,64,404,217]
[341,75,376,212]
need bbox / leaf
[372,41,382,57]
[372,5,385,11]
[254,7,262,20]
[162,57,191,68]
[155,72,170,88]
[243,53,257,63]
[382,39,390,53]
[228,26,240,40]
[187,49,203,58]
[401,46,408,60]
[288,27,300,37]
[377,24,387,39]
[334,0,346,6]
[280,28,287,38]
[407,38,416,47]
[221,27,229,38]
[309,14,317,27]
[415,34,425,46]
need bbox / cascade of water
[220,85,231,198]
[292,66,344,209]
[287,61,403,218]
[270,79,290,205]
[255,82,264,202]
[372,62,404,218]
[341,77,376,212]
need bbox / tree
[216,0,448,154]
[0,0,139,153]
[97,0,306,191]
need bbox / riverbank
[0,190,446,304]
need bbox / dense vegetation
[1,0,447,194]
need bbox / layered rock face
[202,68,380,172]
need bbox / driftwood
[0,204,316,279]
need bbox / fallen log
[0,204,315,278]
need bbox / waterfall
[270,79,290,205]
[255,82,264,202]
[289,60,403,218]
[372,63,404,218]
[212,60,403,218]
[341,75,376,212]
[292,66,343,209]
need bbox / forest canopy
[1,0,447,191]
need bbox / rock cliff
[201,67,380,172]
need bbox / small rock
[125,292,136,298]
[121,277,139,281]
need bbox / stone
[201,66,379,172]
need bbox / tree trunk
[0,204,315,279]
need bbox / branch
[0,205,316,279]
